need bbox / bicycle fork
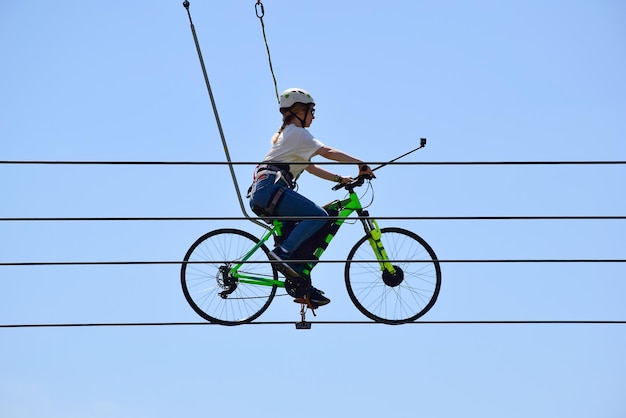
[359,212,397,275]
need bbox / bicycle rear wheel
[181,228,278,325]
[345,227,441,324]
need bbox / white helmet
[279,88,315,110]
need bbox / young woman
[248,88,375,308]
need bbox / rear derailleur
[217,264,238,299]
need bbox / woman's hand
[358,164,376,179]
[337,175,353,184]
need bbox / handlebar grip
[331,175,372,191]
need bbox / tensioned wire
[1,259,624,267]
[3,6,621,328]
[1,216,624,221]
[1,160,624,165]
[3,160,621,221]
[2,320,625,329]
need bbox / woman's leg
[273,189,328,254]
[270,189,332,307]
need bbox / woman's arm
[306,163,350,184]
[314,145,375,178]
[315,145,362,164]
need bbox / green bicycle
[180,175,442,325]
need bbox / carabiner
[255,1,265,18]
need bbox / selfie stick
[371,138,427,172]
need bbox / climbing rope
[255,1,280,103]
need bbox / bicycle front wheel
[345,227,441,324]
[181,228,278,325]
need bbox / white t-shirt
[263,124,324,180]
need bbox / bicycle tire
[181,228,278,325]
[345,227,442,324]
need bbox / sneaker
[294,286,331,309]
[268,248,300,278]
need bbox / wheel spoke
[181,229,278,325]
[345,228,441,324]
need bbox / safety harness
[248,163,295,219]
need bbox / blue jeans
[249,172,328,254]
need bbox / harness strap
[256,163,295,188]
[266,186,286,215]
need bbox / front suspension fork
[361,214,397,275]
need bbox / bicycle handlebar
[331,174,373,191]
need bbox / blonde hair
[271,103,311,144]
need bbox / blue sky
[1,1,625,417]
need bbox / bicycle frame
[228,180,395,288]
